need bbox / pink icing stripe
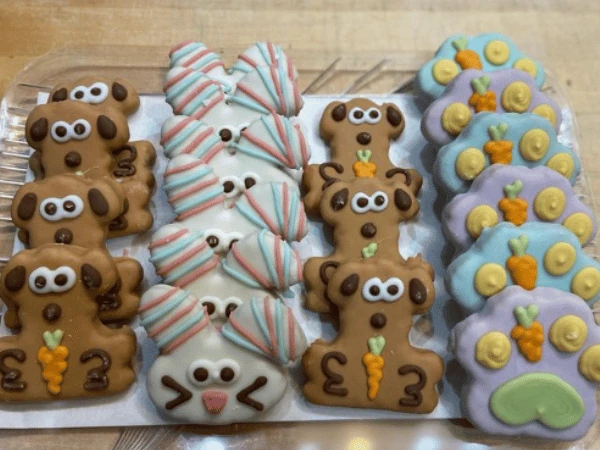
[297,202,306,241]
[163,312,210,354]
[239,130,288,166]
[148,228,189,249]
[164,68,194,90]
[177,195,224,220]
[295,249,303,280]
[149,300,197,337]
[287,55,294,79]
[282,183,290,239]
[174,255,220,288]
[157,242,209,276]
[228,314,271,356]
[180,127,219,156]
[274,235,284,288]
[270,66,286,115]
[237,54,258,69]
[161,116,196,145]
[165,159,206,176]
[292,81,301,113]
[169,40,195,56]
[288,308,295,360]
[190,91,225,121]
[274,114,294,166]
[264,296,278,358]
[200,60,225,74]
[175,80,220,114]
[243,191,279,235]
[182,48,211,67]
[231,245,270,288]
[169,177,219,203]
[138,286,178,313]
[198,140,225,163]
[294,123,309,167]
[236,83,275,115]
[267,42,277,65]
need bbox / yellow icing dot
[466,205,499,238]
[519,129,550,161]
[475,263,507,296]
[546,153,575,178]
[456,148,485,180]
[513,58,538,78]
[563,213,594,244]
[533,187,566,220]
[476,331,511,369]
[579,345,600,382]
[532,104,557,127]
[442,103,472,135]
[571,267,600,301]
[433,59,459,85]
[550,315,588,353]
[484,40,510,65]
[501,82,532,112]
[544,242,576,275]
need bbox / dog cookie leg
[97,257,143,323]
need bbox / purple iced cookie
[443,165,596,251]
[452,285,600,440]
[422,68,561,146]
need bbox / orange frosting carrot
[511,304,544,362]
[38,345,68,395]
[452,37,482,70]
[484,122,513,164]
[498,180,528,225]
[506,235,537,290]
[353,149,377,178]
[363,336,385,400]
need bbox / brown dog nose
[370,313,386,329]
[357,132,371,145]
[64,151,82,168]
[361,223,377,238]
[42,303,62,322]
[55,228,73,244]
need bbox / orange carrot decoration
[506,234,537,290]
[483,123,513,164]
[452,37,482,70]
[498,180,528,225]
[37,330,68,395]
[468,76,496,113]
[510,304,544,362]
[353,149,377,178]
[363,336,385,400]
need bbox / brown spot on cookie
[356,132,371,145]
[387,105,404,127]
[88,188,109,216]
[81,264,102,289]
[17,193,37,221]
[29,118,48,142]
[330,188,349,211]
[51,88,68,102]
[340,273,359,296]
[409,279,427,305]
[42,303,62,322]
[360,223,377,238]
[97,115,117,140]
[331,104,346,121]
[370,312,387,329]
[112,82,128,101]
[395,189,413,211]
[54,228,73,244]
[64,151,82,168]
[4,266,26,292]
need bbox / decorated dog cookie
[0,245,136,401]
[139,286,305,424]
[434,113,579,195]
[422,69,561,146]
[452,286,600,440]
[302,98,411,215]
[302,255,443,412]
[415,33,545,105]
[48,76,140,116]
[304,165,423,313]
[443,165,596,250]
[446,222,600,312]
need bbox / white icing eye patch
[362,277,404,302]
[28,266,76,294]
[200,295,242,320]
[187,358,241,387]
[203,229,243,253]
[348,107,382,125]
[220,173,261,198]
[69,82,109,104]
[50,119,91,143]
[351,191,389,213]
[39,195,84,221]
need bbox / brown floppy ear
[384,103,405,138]
[25,107,49,148]
[319,101,347,142]
[111,82,128,102]
[3,265,26,293]
[319,261,340,285]
[12,188,37,225]
[87,179,125,223]
[50,87,68,103]
[80,248,118,294]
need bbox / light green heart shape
[368,336,386,356]
[490,373,584,429]
[42,329,63,350]
[514,304,539,329]
[356,149,372,163]
[488,122,509,141]
[361,243,378,259]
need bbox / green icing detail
[42,330,63,350]
[452,37,469,52]
[488,122,509,141]
[362,242,378,259]
[490,373,585,430]
[514,304,539,329]
[368,336,385,356]
[356,149,372,163]
[503,180,523,200]
[508,234,529,257]
[471,76,491,95]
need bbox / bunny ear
[163,155,225,221]
[160,116,225,161]
[230,42,298,81]
[163,67,226,119]
[231,114,310,169]
[168,41,226,76]
[221,229,303,292]
[222,295,307,364]
[234,182,307,242]
[139,284,212,354]
[149,224,219,288]
[228,65,303,118]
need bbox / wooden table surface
[1,1,599,448]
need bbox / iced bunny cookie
[415,33,545,105]
[139,286,306,424]
[0,245,136,401]
[434,113,579,195]
[443,165,596,250]
[303,255,443,412]
[452,286,600,440]
[422,69,561,146]
[447,222,600,313]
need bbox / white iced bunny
[139,286,306,424]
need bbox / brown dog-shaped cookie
[302,255,444,413]
[304,164,422,313]
[302,98,406,215]
[48,76,140,116]
[10,174,143,326]
[0,245,136,401]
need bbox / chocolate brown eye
[206,235,219,248]
[73,123,86,135]
[225,303,238,317]
[219,128,233,142]
[353,110,364,119]
[223,181,235,193]
[369,285,380,296]
[357,198,368,207]
[369,110,380,119]
[44,203,57,215]
[374,195,385,206]
[91,87,101,96]
[54,274,68,286]
[35,276,46,289]
[202,302,216,315]
[74,90,85,99]
[220,367,235,382]
[63,200,75,212]
[244,177,256,189]
[55,126,67,137]
[194,367,209,382]
[387,284,399,295]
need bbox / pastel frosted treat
[140,286,306,423]
[443,165,596,250]
[434,112,579,195]
[168,41,297,92]
[452,286,600,440]
[415,33,544,105]
[302,255,444,412]
[149,226,302,324]
[446,222,600,312]
[422,69,561,146]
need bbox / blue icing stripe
[221,259,261,288]
[228,95,270,115]
[230,142,280,166]
[272,183,284,231]
[156,310,205,349]
[170,43,204,66]
[258,42,273,66]
[140,290,188,327]
[252,297,271,345]
[164,122,201,155]
[275,300,286,363]
[197,134,223,158]
[235,202,265,228]
[222,324,263,355]
[278,64,291,115]
[257,66,279,112]
[174,187,223,215]
[150,233,200,263]
[283,239,291,288]
[258,230,278,288]
[263,115,287,157]
[164,165,213,190]
[180,84,221,115]
[288,190,299,239]
[162,248,214,285]
[166,73,201,101]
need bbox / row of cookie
[138,42,311,422]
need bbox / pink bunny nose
[202,390,228,415]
